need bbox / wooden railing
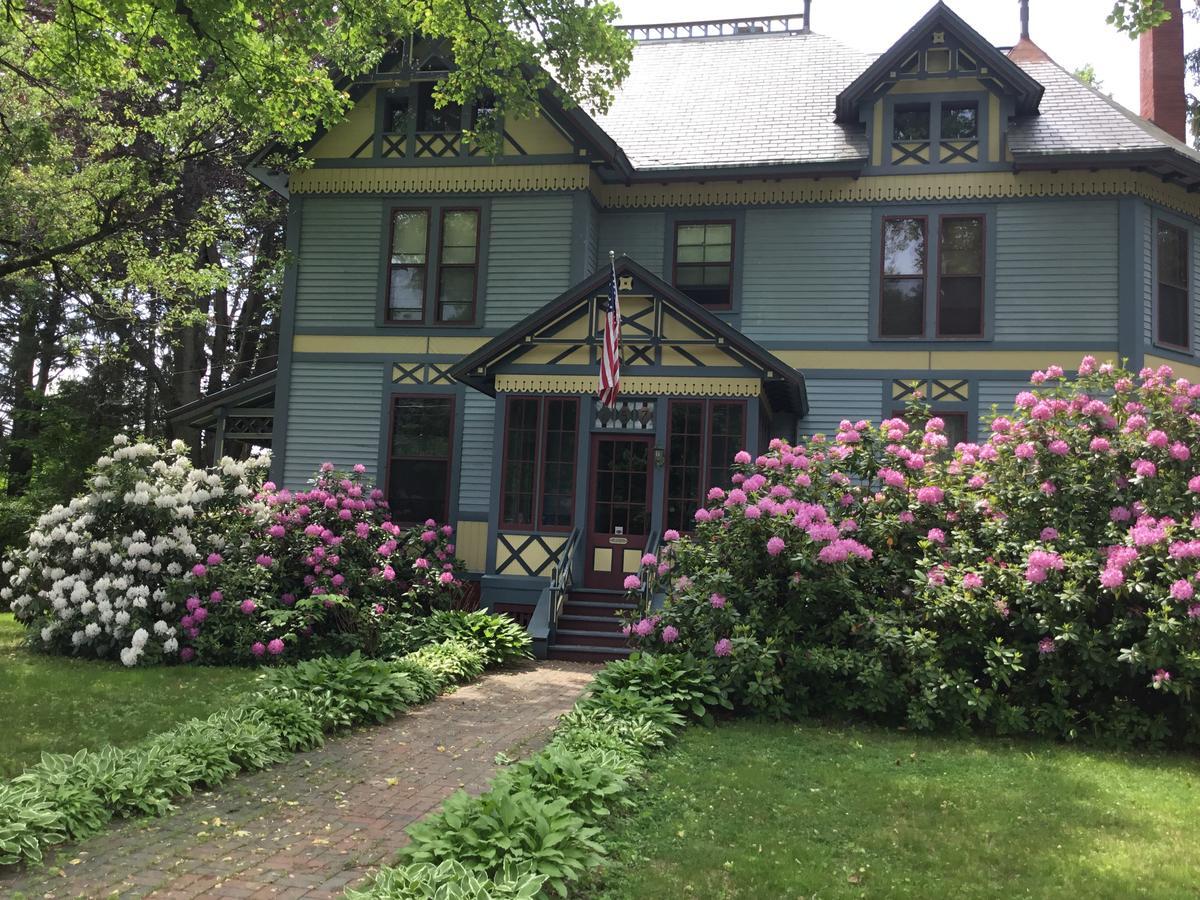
[637,530,661,615]
[549,527,582,631]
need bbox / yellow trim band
[293,335,489,355]
[494,374,762,397]
[291,164,590,194]
[1144,354,1200,383]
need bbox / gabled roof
[833,1,1044,123]
[448,256,808,416]
[166,371,277,429]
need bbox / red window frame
[385,393,455,525]
[1156,219,1191,351]
[663,398,748,534]
[435,207,481,326]
[936,214,986,339]
[385,207,431,325]
[880,215,928,338]
[672,219,736,310]
[499,396,579,532]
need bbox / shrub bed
[623,360,1200,745]
[347,652,727,899]
[0,443,466,666]
[0,611,528,867]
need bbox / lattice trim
[292,164,590,194]
[495,374,762,397]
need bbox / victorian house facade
[174,2,1200,658]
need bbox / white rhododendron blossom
[0,437,270,666]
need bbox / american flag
[597,257,621,408]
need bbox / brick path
[1,661,596,900]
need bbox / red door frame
[584,434,654,590]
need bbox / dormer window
[941,103,977,140]
[893,105,930,142]
[416,81,462,133]
[889,98,981,167]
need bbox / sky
[614,0,1200,113]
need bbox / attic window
[941,103,977,140]
[926,48,951,74]
[383,93,411,135]
[957,50,978,72]
[899,52,920,75]
[893,104,930,142]
[416,81,462,133]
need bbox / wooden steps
[548,588,635,662]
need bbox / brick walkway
[1,661,596,900]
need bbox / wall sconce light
[653,447,665,468]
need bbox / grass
[0,612,262,777]
[591,719,1200,900]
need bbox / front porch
[449,257,808,658]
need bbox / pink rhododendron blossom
[1040,527,1059,541]
[710,592,726,608]
[267,638,285,656]
[641,553,657,566]
[190,564,206,577]
[767,536,786,556]
[1171,579,1195,601]
[734,450,752,464]
[714,638,733,657]
[962,572,983,590]
[1038,637,1056,655]
[1090,437,1111,453]
[421,530,436,543]
[1099,567,1125,589]
[694,508,712,523]
[240,599,257,615]
[661,625,679,644]
[255,554,273,567]
[251,641,266,657]
[1015,443,1036,460]
[1153,669,1172,685]
[438,572,454,585]
[927,528,946,544]
[664,529,681,542]
[915,486,944,504]
[1132,459,1158,479]
[633,618,654,637]
[623,575,641,590]
[186,596,201,612]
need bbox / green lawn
[592,720,1200,900]
[0,613,262,777]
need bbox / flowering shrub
[627,360,1200,746]
[0,437,269,666]
[179,465,466,664]
[1,444,468,666]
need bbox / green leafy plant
[403,639,486,687]
[403,784,605,897]
[501,747,632,821]
[267,651,421,725]
[347,859,547,900]
[588,652,730,721]
[418,610,533,666]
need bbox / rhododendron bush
[628,360,1200,745]
[1,441,466,666]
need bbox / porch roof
[448,256,808,416]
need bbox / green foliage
[266,652,422,726]
[501,747,633,821]
[418,610,533,666]
[587,652,730,721]
[403,639,487,688]
[626,362,1200,747]
[347,859,547,900]
[0,636,492,866]
[549,707,674,762]
[403,784,605,897]
[1107,0,1169,35]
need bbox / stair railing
[636,530,661,616]
[549,527,582,634]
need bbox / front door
[585,435,653,589]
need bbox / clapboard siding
[976,380,1030,422]
[994,200,1119,342]
[598,211,665,277]
[484,195,575,328]
[584,200,599,277]
[459,390,496,514]
[798,379,883,437]
[283,361,384,487]
[295,198,383,330]
[741,207,872,342]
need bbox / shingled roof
[591,5,1200,185]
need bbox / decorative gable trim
[835,1,1043,123]
[290,164,590,194]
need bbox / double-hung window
[1157,220,1190,350]
[673,221,735,308]
[501,397,579,530]
[879,212,985,339]
[664,400,747,534]
[388,396,454,524]
[386,206,481,325]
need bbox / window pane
[703,242,732,263]
[941,103,977,140]
[893,105,930,141]
[943,414,968,451]
[677,225,705,246]
[677,244,704,263]
[438,268,475,322]
[540,399,577,528]
[940,218,983,275]
[665,402,704,534]
[881,278,925,337]
[676,264,705,286]
[708,403,745,491]
[441,211,478,264]
[704,223,732,245]
[883,218,926,276]
[416,81,461,132]
[502,398,538,527]
[392,211,428,263]
[388,397,453,523]
[939,277,983,336]
[1156,222,1189,347]
[391,398,452,458]
[384,95,411,133]
[703,265,732,286]
[388,267,424,320]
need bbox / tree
[0,0,632,553]
[1072,63,1106,93]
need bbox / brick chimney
[1140,0,1187,142]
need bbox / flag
[598,258,621,408]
